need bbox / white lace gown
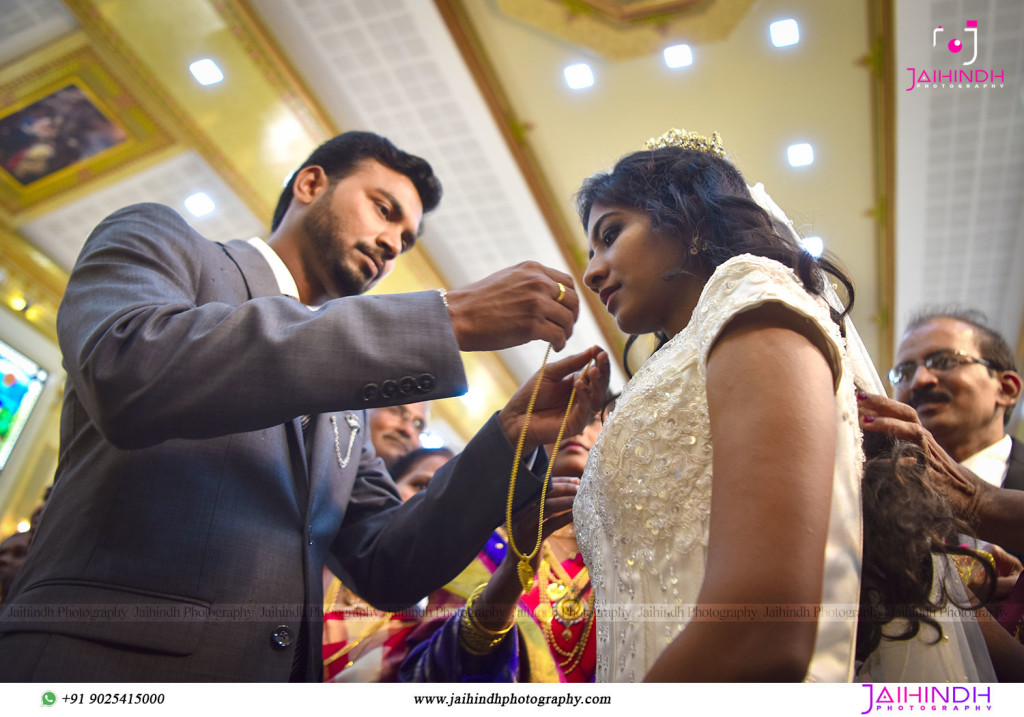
[575,254,864,682]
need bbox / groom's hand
[445,262,579,352]
[498,346,609,455]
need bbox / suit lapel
[220,239,311,497]
[219,239,281,300]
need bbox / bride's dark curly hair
[576,146,853,375]
[857,436,996,660]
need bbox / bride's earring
[689,233,709,255]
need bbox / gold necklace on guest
[535,544,595,673]
[504,344,590,592]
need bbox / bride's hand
[498,346,609,456]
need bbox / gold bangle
[465,584,515,635]
[458,584,514,655]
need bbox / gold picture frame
[0,43,172,216]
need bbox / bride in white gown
[572,129,992,682]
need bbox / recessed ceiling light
[801,235,824,258]
[663,44,693,69]
[564,63,595,90]
[787,143,814,167]
[185,192,216,217]
[419,432,445,449]
[189,58,224,86]
[770,19,800,48]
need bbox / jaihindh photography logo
[905,19,1006,91]
[860,684,993,713]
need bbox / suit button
[416,373,435,393]
[271,625,292,649]
[361,383,380,402]
[380,380,399,399]
[399,376,417,395]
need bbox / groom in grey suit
[0,132,608,681]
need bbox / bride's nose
[583,255,605,293]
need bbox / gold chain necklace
[504,345,590,592]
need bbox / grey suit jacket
[0,204,543,681]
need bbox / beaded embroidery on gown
[574,254,864,682]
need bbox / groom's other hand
[499,346,610,454]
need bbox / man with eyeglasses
[367,403,430,470]
[890,309,1023,491]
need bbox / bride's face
[583,203,700,337]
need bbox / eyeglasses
[888,349,994,386]
[383,405,426,432]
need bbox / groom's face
[301,159,423,299]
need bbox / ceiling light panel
[184,192,216,217]
[801,236,824,258]
[564,63,595,90]
[770,19,800,48]
[663,44,693,69]
[189,58,224,86]
[787,142,814,167]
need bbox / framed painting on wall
[0,83,128,187]
[0,40,173,216]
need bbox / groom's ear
[291,166,331,206]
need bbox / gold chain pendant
[517,558,536,592]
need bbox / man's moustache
[910,389,951,409]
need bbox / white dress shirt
[247,237,301,300]
[960,433,1013,488]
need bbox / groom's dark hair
[271,131,442,231]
